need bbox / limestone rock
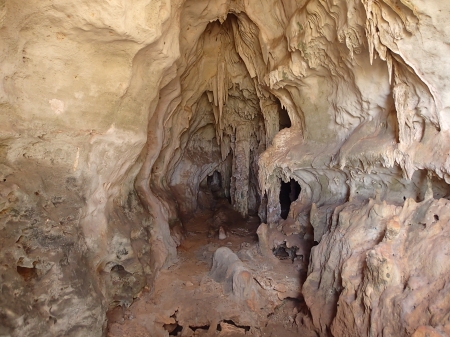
[218,226,227,240]
[303,198,450,337]
[210,247,260,310]
[1,0,450,335]
[218,321,246,336]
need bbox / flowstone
[2,0,450,336]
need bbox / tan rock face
[1,0,450,336]
[304,198,450,337]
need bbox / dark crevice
[164,312,183,335]
[279,105,291,130]
[17,265,38,281]
[279,179,301,219]
[111,264,125,272]
[273,242,299,262]
[164,323,183,335]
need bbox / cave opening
[280,179,301,219]
[279,106,291,130]
[172,14,267,223]
[6,0,450,335]
[112,10,313,337]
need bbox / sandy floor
[107,207,316,337]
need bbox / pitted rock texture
[304,198,450,337]
[1,0,450,336]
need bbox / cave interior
[2,1,450,337]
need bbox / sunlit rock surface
[1,0,450,336]
[304,198,450,336]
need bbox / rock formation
[1,0,450,336]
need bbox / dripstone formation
[1,0,450,336]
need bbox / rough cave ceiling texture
[1,0,450,336]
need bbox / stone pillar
[259,99,279,147]
[266,181,281,225]
[231,123,251,217]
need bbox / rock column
[231,123,251,217]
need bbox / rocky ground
[107,204,316,337]
[3,1,450,336]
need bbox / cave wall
[1,0,450,336]
[0,0,181,335]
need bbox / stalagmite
[2,0,450,336]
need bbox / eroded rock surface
[2,0,450,336]
[304,198,450,337]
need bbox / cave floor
[107,209,315,337]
